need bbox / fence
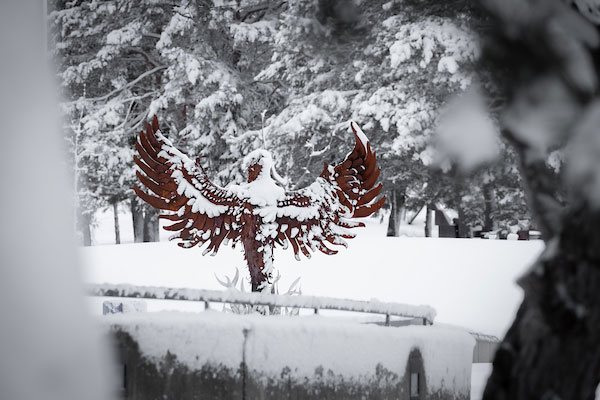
[88,283,436,325]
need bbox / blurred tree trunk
[143,206,159,242]
[78,211,92,246]
[112,201,120,245]
[456,205,469,238]
[386,190,405,237]
[454,181,470,238]
[424,205,432,237]
[132,197,159,242]
[483,184,496,232]
[479,1,600,398]
[131,198,144,243]
[483,186,600,400]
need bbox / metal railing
[89,283,436,326]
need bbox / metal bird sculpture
[134,116,386,292]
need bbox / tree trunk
[112,201,120,245]
[456,205,470,238]
[131,198,144,243]
[408,205,423,225]
[477,1,600,397]
[453,182,470,238]
[424,206,432,237]
[79,211,92,246]
[483,184,496,232]
[143,206,159,242]
[386,190,405,237]
[483,204,600,400]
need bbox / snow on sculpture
[134,116,386,292]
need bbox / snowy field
[82,209,541,400]
[84,209,543,338]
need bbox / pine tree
[252,0,487,235]
[50,0,280,243]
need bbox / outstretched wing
[274,121,386,259]
[134,116,244,255]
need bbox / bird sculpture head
[244,149,274,183]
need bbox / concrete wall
[103,313,474,400]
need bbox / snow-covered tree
[50,0,531,243]
[252,0,493,235]
[49,0,280,243]
[50,0,168,242]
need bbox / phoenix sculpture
[134,116,386,292]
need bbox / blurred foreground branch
[479,0,600,398]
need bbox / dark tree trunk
[453,182,470,238]
[481,138,577,398]
[483,184,496,232]
[79,211,92,246]
[112,201,120,245]
[143,206,159,242]
[483,204,600,400]
[131,198,144,243]
[386,190,405,237]
[424,205,432,237]
[456,205,470,238]
[477,0,600,397]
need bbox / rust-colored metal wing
[274,121,386,259]
[134,116,244,254]
[325,121,386,218]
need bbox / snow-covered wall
[102,311,474,399]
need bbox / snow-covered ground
[471,363,493,400]
[83,208,543,397]
[83,208,543,338]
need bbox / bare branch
[142,32,161,40]
[85,66,166,102]
[125,47,160,67]
[236,1,287,22]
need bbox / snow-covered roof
[468,331,500,343]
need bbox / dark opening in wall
[410,372,419,397]
[405,348,426,400]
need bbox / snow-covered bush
[216,268,302,315]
